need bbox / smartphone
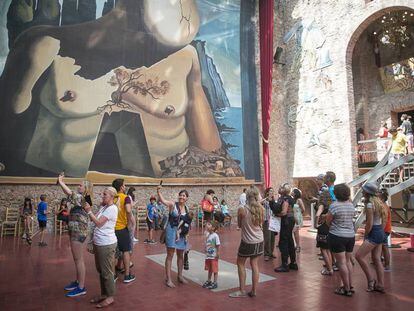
[85,194,93,206]
[159,180,163,186]
[56,171,65,185]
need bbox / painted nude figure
[0,0,222,177]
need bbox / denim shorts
[366,225,385,245]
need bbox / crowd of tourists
[15,168,395,307]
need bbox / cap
[316,174,325,180]
[362,183,378,195]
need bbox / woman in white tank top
[229,187,264,298]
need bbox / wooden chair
[18,215,34,237]
[54,214,68,235]
[1,207,20,237]
[195,204,204,231]
[137,206,147,230]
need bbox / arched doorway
[346,4,414,172]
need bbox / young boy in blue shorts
[37,194,48,247]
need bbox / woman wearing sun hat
[355,182,389,294]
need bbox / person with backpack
[274,183,297,273]
[201,189,215,222]
[157,185,191,288]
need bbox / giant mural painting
[0,0,259,180]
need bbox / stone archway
[345,1,414,176]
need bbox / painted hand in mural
[97,68,170,115]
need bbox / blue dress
[165,203,188,250]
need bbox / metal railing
[351,152,414,231]
[357,137,390,164]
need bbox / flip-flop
[165,281,176,288]
[96,299,114,308]
[177,277,188,284]
[90,296,107,304]
[229,291,248,298]
[334,287,352,297]
[247,291,256,298]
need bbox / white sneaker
[22,233,27,239]
[133,237,139,243]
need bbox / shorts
[407,133,414,148]
[115,228,131,252]
[68,206,88,243]
[204,258,219,273]
[388,153,404,165]
[38,220,47,229]
[316,223,330,249]
[69,231,87,243]
[146,218,155,230]
[365,225,385,245]
[238,240,264,257]
[383,232,390,245]
[328,233,355,253]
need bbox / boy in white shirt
[202,221,220,290]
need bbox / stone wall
[353,22,414,141]
[270,0,414,188]
[0,183,246,226]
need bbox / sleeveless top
[240,205,264,244]
[22,206,32,215]
[169,202,188,227]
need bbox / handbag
[201,199,214,213]
[159,215,169,244]
[268,215,281,233]
[86,221,95,254]
[316,222,329,244]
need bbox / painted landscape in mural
[0,0,258,179]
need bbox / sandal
[350,286,355,293]
[96,299,114,308]
[177,277,188,284]
[90,296,107,304]
[366,280,376,292]
[334,287,352,297]
[165,280,176,288]
[321,268,333,276]
[229,291,248,298]
[374,285,385,293]
[247,291,256,297]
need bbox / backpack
[201,199,214,213]
[269,199,282,216]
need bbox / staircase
[350,150,414,232]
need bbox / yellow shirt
[114,192,128,230]
[391,132,407,155]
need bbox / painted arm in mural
[0,32,60,114]
[185,46,222,152]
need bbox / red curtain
[259,0,274,188]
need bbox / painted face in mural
[0,0,249,179]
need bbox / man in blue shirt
[325,171,336,202]
[37,194,48,247]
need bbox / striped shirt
[329,201,355,238]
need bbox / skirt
[238,240,264,257]
[165,223,187,250]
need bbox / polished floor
[0,225,413,311]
